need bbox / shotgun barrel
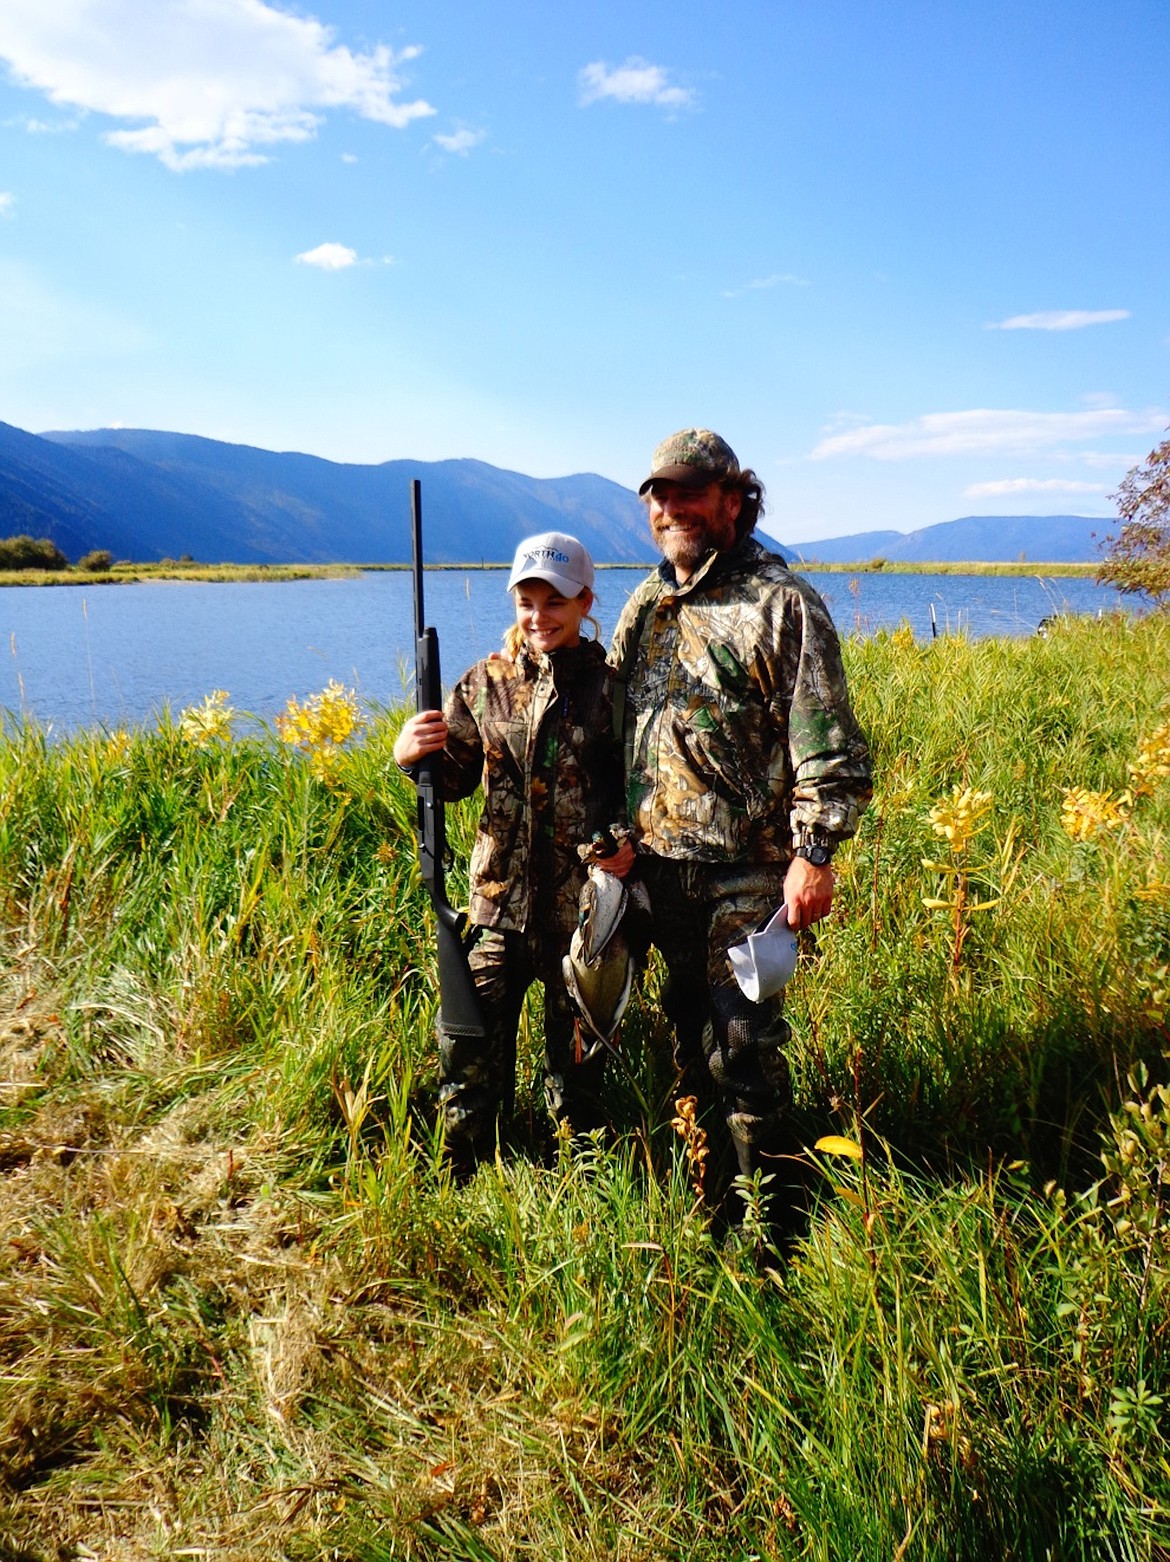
[409,480,486,1041]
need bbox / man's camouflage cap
[638,428,740,495]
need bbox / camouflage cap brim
[637,464,720,495]
[638,427,740,496]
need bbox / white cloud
[1081,448,1142,470]
[986,309,1130,331]
[578,57,695,111]
[7,113,78,133]
[0,192,13,216]
[964,478,1110,498]
[0,0,435,171]
[811,407,1168,462]
[1079,391,1121,410]
[433,127,485,156]
[722,272,808,298]
[295,242,357,271]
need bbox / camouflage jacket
[610,536,872,863]
[438,638,624,939]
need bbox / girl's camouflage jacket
[438,638,625,941]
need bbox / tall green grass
[1,612,1167,1559]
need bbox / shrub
[77,549,114,573]
[1098,428,1170,607]
[0,533,69,570]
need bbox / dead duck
[563,829,651,1063]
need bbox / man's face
[644,479,742,579]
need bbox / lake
[0,566,1129,734]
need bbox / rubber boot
[727,1117,806,1256]
[546,1052,607,1144]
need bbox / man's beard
[655,522,713,574]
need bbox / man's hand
[783,856,835,930]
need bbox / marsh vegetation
[1,614,1167,1558]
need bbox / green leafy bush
[0,532,68,570]
[76,548,113,572]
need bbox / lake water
[0,567,1128,734]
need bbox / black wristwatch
[794,842,834,867]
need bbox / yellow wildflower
[310,679,363,746]
[1134,881,1170,903]
[926,786,993,852]
[1129,722,1170,798]
[179,690,235,748]
[1060,786,1129,843]
[890,621,916,652]
[670,1095,710,1201]
[922,787,1016,971]
[276,681,364,786]
[308,747,342,786]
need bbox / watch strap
[794,842,834,866]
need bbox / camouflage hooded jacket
[437,638,624,940]
[610,536,872,863]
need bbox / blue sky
[1,0,1167,543]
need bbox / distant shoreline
[0,558,1101,587]
[788,559,1098,577]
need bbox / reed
[1,614,1167,1558]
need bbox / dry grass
[0,985,661,1558]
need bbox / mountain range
[784,513,1110,565]
[0,419,1110,566]
[0,421,654,566]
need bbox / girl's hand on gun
[393,709,448,767]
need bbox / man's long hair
[726,468,765,541]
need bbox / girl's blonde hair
[503,589,600,658]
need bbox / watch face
[800,844,832,866]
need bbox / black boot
[546,1052,607,1143]
[727,1118,807,1256]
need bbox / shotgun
[409,480,486,1041]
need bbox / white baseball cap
[506,532,595,598]
[727,904,799,1003]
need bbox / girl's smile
[512,578,592,653]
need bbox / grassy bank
[790,559,1099,576]
[1,615,1168,1559]
[0,562,365,587]
[0,558,1100,587]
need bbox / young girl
[394,532,633,1172]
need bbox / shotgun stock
[409,480,486,1041]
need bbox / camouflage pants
[438,924,605,1160]
[638,855,793,1157]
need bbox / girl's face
[512,579,592,654]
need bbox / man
[610,428,872,1237]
